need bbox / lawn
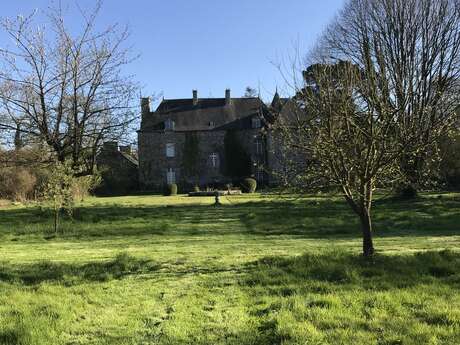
[0,193,459,344]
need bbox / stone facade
[96,142,139,195]
[138,90,269,190]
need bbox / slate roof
[270,91,289,112]
[140,97,269,132]
[120,151,139,166]
[97,142,139,167]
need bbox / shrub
[241,178,257,193]
[0,167,36,201]
[394,183,418,199]
[0,158,100,202]
[165,183,178,196]
[439,133,460,190]
[72,174,101,201]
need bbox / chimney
[225,89,231,105]
[192,90,198,105]
[141,97,150,118]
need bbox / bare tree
[329,0,460,194]
[274,0,460,256]
[0,1,139,175]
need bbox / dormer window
[165,119,175,131]
[252,117,261,129]
[209,121,215,127]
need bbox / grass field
[0,193,459,344]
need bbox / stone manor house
[137,89,287,190]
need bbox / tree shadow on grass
[0,195,459,240]
[0,252,160,286]
[242,249,460,294]
[238,249,460,345]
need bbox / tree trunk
[342,188,375,257]
[359,208,374,257]
[54,208,59,234]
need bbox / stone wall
[96,146,139,195]
[139,130,225,190]
[138,128,268,190]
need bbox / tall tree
[224,130,252,179]
[275,0,460,256]
[244,86,258,98]
[0,1,139,175]
[181,132,201,183]
[329,0,460,194]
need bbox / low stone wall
[188,190,242,197]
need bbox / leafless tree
[0,1,139,175]
[329,0,460,193]
[274,0,460,256]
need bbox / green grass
[0,193,459,344]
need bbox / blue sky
[0,0,344,104]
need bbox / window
[256,167,264,182]
[209,121,215,127]
[166,168,176,184]
[209,152,219,168]
[165,119,175,131]
[254,139,263,155]
[166,143,175,157]
[252,117,261,129]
